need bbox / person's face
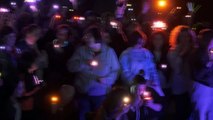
[5,33,16,47]
[208,39,213,61]
[83,33,101,51]
[57,29,69,41]
[26,30,40,45]
[152,34,164,50]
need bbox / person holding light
[67,26,120,120]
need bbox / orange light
[51,96,59,104]
[158,0,167,7]
[55,15,62,19]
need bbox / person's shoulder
[141,48,153,59]
[121,47,132,55]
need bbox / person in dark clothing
[149,31,171,119]
[16,24,44,120]
[0,26,19,120]
[127,72,165,120]
[191,29,213,120]
[95,87,132,120]
[45,24,77,90]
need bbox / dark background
[0,0,212,25]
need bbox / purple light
[0,8,10,13]
[29,5,38,12]
[25,0,36,3]
[0,46,6,50]
[53,4,59,9]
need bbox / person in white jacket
[67,27,120,120]
[120,31,160,87]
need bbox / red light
[55,15,62,19]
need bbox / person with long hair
[149,31,170,92]
[168,25,196,120]
[149,31,171,119]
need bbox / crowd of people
[0,0,213,120]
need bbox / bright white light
[123,96,130,103]
[110,21,117,26]
[10,2,17,6]
[161,64,168,69]
[185,15,192,18]
[90,60,98,67]
[151,21,167,30]
[0,46,6,50]
[0,8,10,13]
[54,44,60,48]
[25,0,36,3]
[79,17,85,20]
[29,5,38,12]
[143,91,150,97]
[53,4,59,9]
[128,8,134,11]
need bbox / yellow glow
[51,96,59,103]
[158,0,167,7]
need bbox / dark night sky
[0,0,212,25]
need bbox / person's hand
[145,100,162,111]
[144,99,154,108]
